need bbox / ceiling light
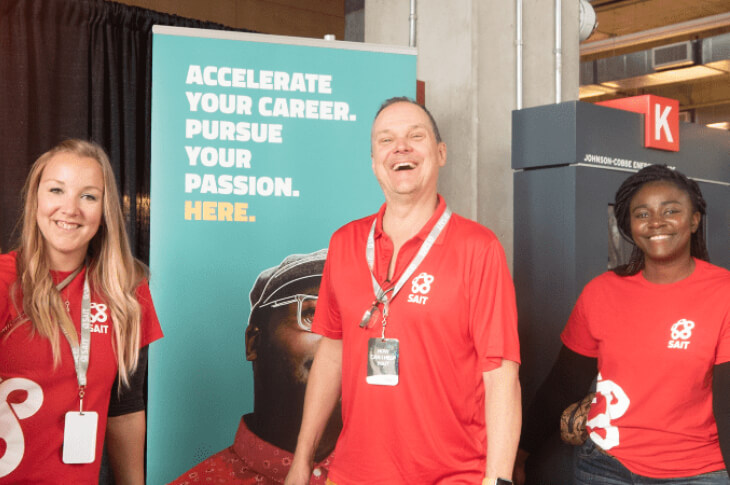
[599,65,724,90]
[706,122,730,130]
[579,84,617,99]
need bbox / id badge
[367,338,399,386]
[63,411,98,464]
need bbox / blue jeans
[575,438,730,485]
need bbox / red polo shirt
[313,195,520,484]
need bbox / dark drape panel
[0,0,250,262]
[0,2,251,482]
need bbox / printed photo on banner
[148,26,416,483]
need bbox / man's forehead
[375,102,428,122]
[372,105,433,135]
[373,121,430,135]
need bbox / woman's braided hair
[612,164,709,276]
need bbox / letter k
[655,104,674,143]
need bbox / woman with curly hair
[0,139,163,483]
[516,165,730,484]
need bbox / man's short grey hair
[372,96,442,144]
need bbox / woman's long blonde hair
[11,139,145,387]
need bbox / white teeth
[394,162,415,170]
[649,235,670,240]
[56,221,79,230]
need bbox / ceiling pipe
[516,0,523,109]
[555,0,562,103]
[409,0,417,48]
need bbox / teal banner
[148,26,416,483]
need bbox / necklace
[56,265,84,313]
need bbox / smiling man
[170,249,342,484]
[285,97,522,485]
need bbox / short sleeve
[311,243,343,340]
[0,253,18,330]
[560,290,599,358]
[0,278,9,330]
[135,280,163,347]
[469,237,520,372]
[714,305,730,365]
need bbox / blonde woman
[0,139,163,484]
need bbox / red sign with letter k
[597,95,680,152]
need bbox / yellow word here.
[184,200,256,222]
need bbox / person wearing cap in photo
[285,97,521,485]
[170,249,342,484]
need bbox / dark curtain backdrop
[0,0,251,263]
[0,1,251,482]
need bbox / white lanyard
[359,206,452,331]
[56,267,92,410]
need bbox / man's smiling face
[370,101,446,203]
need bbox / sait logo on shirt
[90,302,110,334]
[407,272,433,305]
[667,318,694,350]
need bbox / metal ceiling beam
[580,11,730,57]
